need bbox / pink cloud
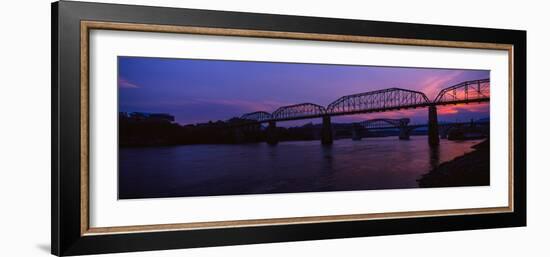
[438,102,489,116]
[118,77,140,88]
[420,71,465,100]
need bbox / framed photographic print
[51,1,526,256]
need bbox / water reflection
[429,145,441,170]
[119,136,482,199]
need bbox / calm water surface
[119,136,482,199]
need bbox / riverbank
[418,139,489,188]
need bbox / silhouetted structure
[320,116,333,145]
[352,118,411,140]
[238,79,490,145]
[119,79,490,147]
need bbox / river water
[119,136,482,199]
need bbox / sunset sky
[118,56,490,126]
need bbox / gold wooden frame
[80,20,514,236]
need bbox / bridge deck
[242,98,489,124]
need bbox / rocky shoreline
[418,139,490,188]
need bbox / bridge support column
[351,123,362,141]
[266,121,279,145]
[321,116,333,145]
[398,126,410,140]
[428,105,440,146]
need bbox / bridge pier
[321,116,333,145]
[266,121,279,145]
[428,105,440,146]
[351,123,363,141]
[398,126,410,140]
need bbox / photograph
[117,57,491,199]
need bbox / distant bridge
[236,78,490,146]
[348,118,410,140]
[349,118,489,141]
[358,118,411,130]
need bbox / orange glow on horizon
[437,102,489,116]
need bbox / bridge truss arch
[272,103,327,121]
[358,118,411,129]
[240,111,273,122]
[433,78,490,104]
[327,88,430,115]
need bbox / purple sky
[118,56,490,126]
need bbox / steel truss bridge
[357,118,411,130]
[348,118,489,141]
[237,78,490,145]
